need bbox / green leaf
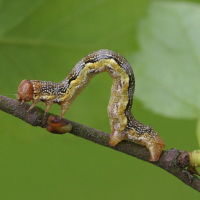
[196,118,200,147]
[131,1,200,119]
[0,0,148,96]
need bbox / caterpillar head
[17,79,34,103]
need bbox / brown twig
[0,95,200,192]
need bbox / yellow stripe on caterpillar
[17,49,165,161]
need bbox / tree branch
[0,95,200,192]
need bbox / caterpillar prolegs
[17,49,165,161]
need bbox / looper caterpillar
[17,49,165,161]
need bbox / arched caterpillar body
[17,49,165,161]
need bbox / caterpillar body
[17,49,165,161]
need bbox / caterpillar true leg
[17,49,165,161]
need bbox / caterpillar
[17,49,165,161]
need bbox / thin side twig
[0,95,200,192]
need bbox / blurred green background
[0,0,200,199]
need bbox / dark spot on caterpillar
[40,97,46,102]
